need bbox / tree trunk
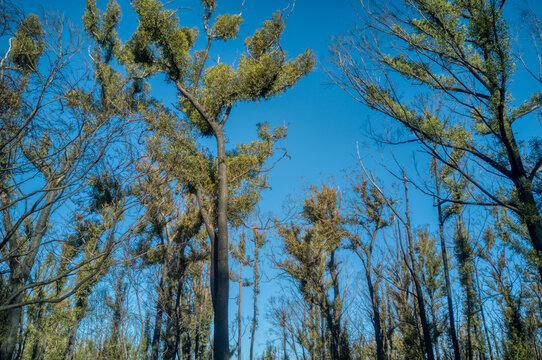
[163,307,177,360]
[0,278,24,359]
[475,267,495,360]
[237,263,243,360]
[514,176,542,279]
[151,233,173,360]
[163,249,187,360]
[150,305,164,360]
[434,167,461,360]
[328,251,341,360]
[500,106,542,280]
[428,292,440,360]
[213,129,230,360]
[1,190,57,360]
[403,175,436,360]
[455,216,486,360]
[360,231,385,360]
[367,268,385,360]
[30,302,46,360]
[63,314,83,360]
[249,245,259,360]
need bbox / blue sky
[17,0,542,356]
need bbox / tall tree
[278,185,351,360]
[89,0,315,358]
[347,178,392,360]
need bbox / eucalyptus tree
[347,178,392,360]
[331,0,542,278]
[455,216,487,359]
[479,209,541,359]
[277,185,351,360]
[85,1,314,358]
[415,230,446,360]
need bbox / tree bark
[163,248,187,360]
[499,89,542,280]
[151,232,173,360]
[358,230,385,360]
[514,175,542,279]
[0,301,22,360]
[366,267,385,360]
[213,128,230,360]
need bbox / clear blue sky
[18,0,542,356]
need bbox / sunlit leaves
[213,14,243,41]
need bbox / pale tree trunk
[150,268,167,360]
[356,230,384,360]
[366,265,385,360]
[475,267,495,360]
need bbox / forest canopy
[0,0,541,359]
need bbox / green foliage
[280,186,346,282]
[389,263,424,360]
[213,14,243,40]
[83,0,122,62]
[278,185,351,358]
[89,173,123,212]
[130,0,197,78]
[245,12,284,58]
[416,231,443,296]
[10,14,44,70]
[454,219,487,358]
